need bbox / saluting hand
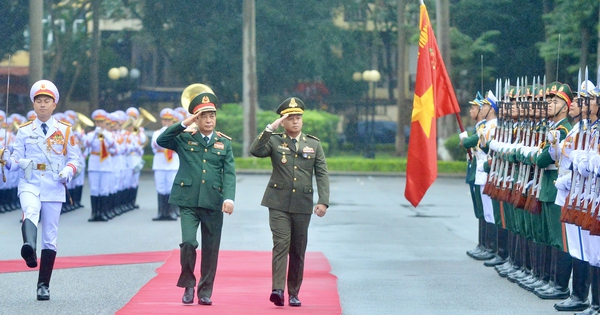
[182,111,201,127]
[269,114,289,130]
[314,204,327,217]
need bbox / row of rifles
[483,68,600,234]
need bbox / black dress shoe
[536,286,570,300]
[270,289,284,306]
[289,295,301,307]
[554,295,590,312]
[483,255,506,267]
[575,305,600,315]
[182,287,194,304]
[37,285,50,301]
[21,244,37,268]
[199,297,212,305]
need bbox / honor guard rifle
[524,77,545,213]
[484,79,503,196]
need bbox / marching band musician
[151,108,179,221]
[1,80,80,301]
[85,109,115,222]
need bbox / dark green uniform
[157,122,236,298]
[250,128,330,296]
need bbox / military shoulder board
[19,121,33,128]
[58,120,72,127]
[306,134,320,141]
[216,131,232,140]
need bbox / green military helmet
[507,86,517,99]
[525,85,533,98]
[546,81,561,96]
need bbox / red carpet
[0,251,172,273]
[117,250,341,315]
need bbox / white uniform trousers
[480,186,495,224]
[588,235,600,267]
[88,171,112,197]
[121,168,133,191]
[20,192,61,251]
[154,170,176,195]
[565,223,590,261]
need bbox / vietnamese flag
[404,4,460,207]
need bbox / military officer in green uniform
[156,91,236,306]
[250,97,330,307]
[533,83,573,299]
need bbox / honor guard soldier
[157,91,236,306]
[250,97,330,307]
[152,108,179,221]
[85,109,115,221]
[1,80,80,300]
[461,93,493,260]
[27,110,37,121]
[125,107,146,209]
[534,82,573,299]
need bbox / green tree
[0,1,28,59]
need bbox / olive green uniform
[250,129,329,296]
[157,123,236,298]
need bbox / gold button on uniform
[180,182,184,187]
[292,189,296,193]
[205,149,208,152]
[294,178,297,181]
[202,180,205,184]
[294,166,297,169]
[295,154,298,158]
[203,170,206,173]
[274,184,277,187]
[190,148,194,151]
[203,159,206,163]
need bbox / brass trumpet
[73,112,94,133]
[123,107,157,134]
[181,83,214,112]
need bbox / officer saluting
[250,97,330,307]
[1,80,80,301]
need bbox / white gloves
[133,160,145,173]
[1,149,11,169]
[555,173,572,191]
[18,159,33,180]
[459,131,468,140]
[58,166,74,184]
[547,130,559,144]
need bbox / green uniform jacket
[535,118,571,203]
[461,133,479,183]
[156,123,236,211]
[250,130,330,214]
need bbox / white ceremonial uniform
[152,126,179,194]
[6,117,80,250]
[477,118,496,224]
[84,128,115,197]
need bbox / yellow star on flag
[411,86,435,138]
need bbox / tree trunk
[29,0,43,86]
[89,0,100,112]
[395,0,407,157]
[242,0,257,158]
[436,0,455,160]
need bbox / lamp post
[354,70,380,159]
[108,66,140,110]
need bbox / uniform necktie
[41,123,48,135]
[204,136,210,144]
[292,138,297,150]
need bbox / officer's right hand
[270,114,289,130]
[182,111,202,127]
[0,149,10,169]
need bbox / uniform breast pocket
[298,152,316,168]
[276,148,291,164]
[210,148,226,158]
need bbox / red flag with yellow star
[404,4,460,207]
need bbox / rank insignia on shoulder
[20,121,33,128]
[306,134,320,141]
[216,131,232,140]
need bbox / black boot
[132,186,140,209]
[537,247,571,300]
[21,219,38,268]
[555,258,591,311]
[484,224,506,266]
[164,194,177,220]
[575,267,600,315]
[37,249,56,301]
[152,193,165,221]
